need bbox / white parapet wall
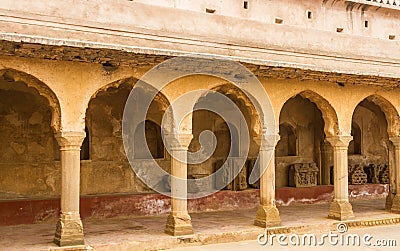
[0,0,399,77]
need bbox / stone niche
[288,163,319,187]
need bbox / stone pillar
[54,131,85,246]
[390,137,400,213]
[386,141,396,210]
[326,135,354,220]
[254,134,281,227]
[321,140,333,185]
[165,133,194,236]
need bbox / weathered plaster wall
[1,0,400,80]
[0,56,399,201]
[0,74,175,199]
[0,56,398,137]
[261,78,400,137]
[0,80,60,199]
[131,0,400,41]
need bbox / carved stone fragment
[349,164,367,185]
[288,163,319,187]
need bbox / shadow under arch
[134,119,165,159]
[276,122,297,157]
[190,82,264,160]
[280,90,339,137]
[209,83,262,137]
[353,95,400,137]
[350,95,399,211]
[0,68,62,131]
[86,77,174,162]
[86,77,174,132]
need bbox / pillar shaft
[390,137,400,213]
[333,145,348,201]
[54,131,85,246]
[386,142,396,210]
[170,148,188,214]
[259,149,275,206]
[254,134,281,227]
[321,140,332,185]
[165,133,194,236]
[326,135,354,220]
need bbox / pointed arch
[209,83,262,136]
[0,68,61,131]
[280,90,339,137]
[353,95,400,137]
[85,77,173,132]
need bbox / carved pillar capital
[326,135,353,149]
[255,133,280,151]
[389,136,400,147]
[322,139,332,147]
[55,131,86,150]
[164,133,193,151]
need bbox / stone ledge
[0,39,399,88]
[46,245,93,251]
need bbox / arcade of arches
[1,61,400,246]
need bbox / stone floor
[1,198,400,251]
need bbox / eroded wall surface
[0,80,60,199]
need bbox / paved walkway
[0,198,399,251]
[168,224,400,251]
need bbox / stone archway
[277,94,325,188]
[0,69,61,131]
[295,90,339,137]
[83,78,172,195]
[189,83,262,193]
[350,95,400,211]
[0,69,62,201]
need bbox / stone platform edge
[44,215,400,251]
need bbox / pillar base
[54,216,84,246]
[386,193,395,211]
[254,205,281,228]
[165,213,194,236]
[391,194,400,213]
[328,200,354,220]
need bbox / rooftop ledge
[346,0,400,11]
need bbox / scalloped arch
[0,68,61,131]
[280,90,339,137]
